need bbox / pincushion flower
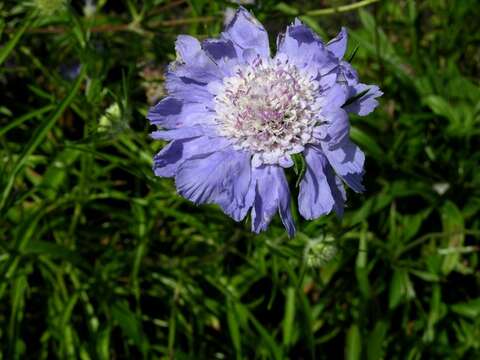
[148,8,382,237]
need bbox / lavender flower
[148,8,382,237]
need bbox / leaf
[345,324,361,360]
[423,95,453,119]
[408,269,440,282]
[226,298,242,356]
[347,45,360,63]
[350,126,384,161]
[282,287,296,347]
[0,67,86,211]
[355,227,370,298]
[96,326,111,360]
[298,292,315,359]
[343,88,370,108]
[450,298,480,319]
[111,301,149,353]
[424,284,446,342]
[367,321,387,360]
[275,2,299,15]
[39,149,81,200]
[0,105,55,138]
[237,302,284,360]
[0,14,33,66]
[389,268,415,310]
[440,201,464,275]
[292,153,306,188]
[22,240,90,270]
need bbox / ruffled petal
[316,108,350,146]
[165,73,214,104]
[175,35,202,63]
[150,125,213,141]
[147,97,183,128]
[317,82,348,109]
[202,39,238,61]
[216,151,255,221]
[299,146,346,219]
[172,36,220,82]
[168,36,236,102]
[344,83,383,116]
[277,20,338,76]
[326,27,348,59]
[251,165,295,237]
[147,97,214,129]
[338,61,359,86]
[330,174,346,217]
[322,139,365,192]
[299,147,335,219]
[223,7,270,58]
[153,136,230,177]
[175,148,250,208]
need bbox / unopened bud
[31,0,67,16]
[304,235,338,268]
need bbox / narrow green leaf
[388,269,403,310]
[355,227,370,298]
[440,201,464,275]
[0,14,33,66]
[275,2,299,15]
[367,321,387,360]
[0,105,56,138]
[350,127,384,161]
[347,45,359,63]
[282,287,296,347]
[96,326,112,360]
[345,324,361,360]
[22,240,90,270]
[424,284,444,342]
[111,301,148,353]
[0,66,86,211]
[292,153,306,188]
[226,298,242,357]
[343,88,370,108]
[450,298,480,319]
[237,302,284,360]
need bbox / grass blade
[0,14,33,66]
[0,66,86,211]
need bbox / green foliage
[1,0,480,359]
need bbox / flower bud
[304,235,338,268]
[31,0,67,16]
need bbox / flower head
[30,0,67,16]
[148,8,382,237]
[304,235,338,268]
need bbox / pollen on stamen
[213,56,322,166]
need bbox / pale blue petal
[327,27,348,59]
[147,97,214,129]
[251,165,295,237]
[175,148,250,208]
[344,83,383,116]
[153,136,230,177]
[223,7,270,58]
[217,151,254,221]
[202,39,238,60]
[322,139,365,192]
[150,126,212,141]
[277,20,338,76]
[299,146,335,219]
[175,35,202,63]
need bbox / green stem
[306,0,380,16]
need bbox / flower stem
[306,0,380,17]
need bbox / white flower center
[213,56,321,166]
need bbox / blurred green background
[1,0,480,359]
